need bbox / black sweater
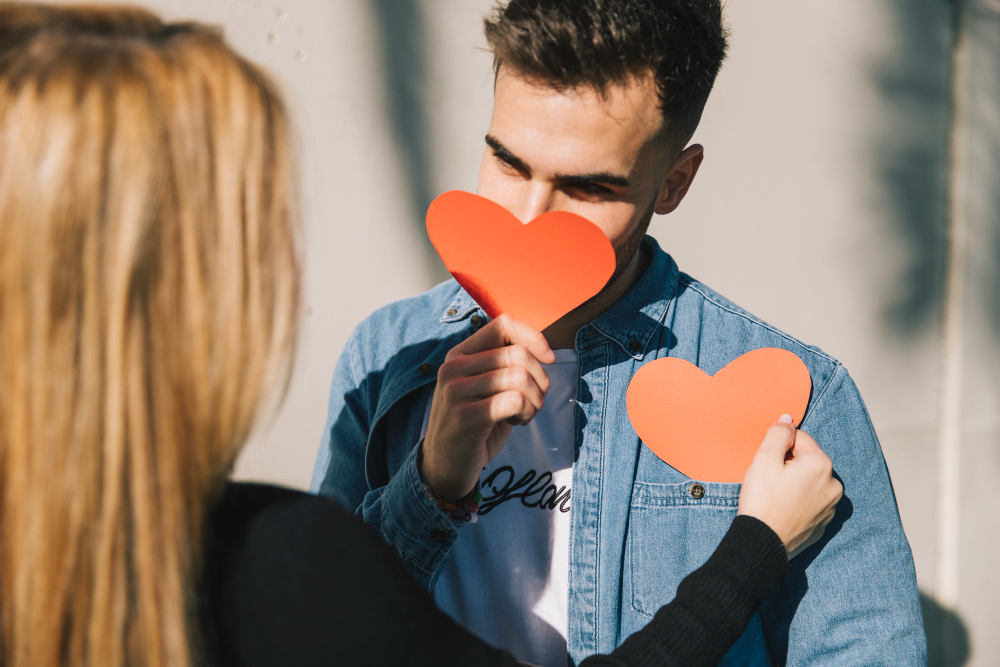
[203,483,788,667]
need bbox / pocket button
[689,483,705,499]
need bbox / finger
[452,314,555,363]
[786,429,823,457]
[751,419,797,466]
[788,440,834,479]
[483,389,537,424]
[442,345,550,394]
[454,391,536,433]
[447,367,546,413]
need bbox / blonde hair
[0,4,300,666]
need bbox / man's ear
[654,144,704,215]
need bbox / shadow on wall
[873,1,1000,343]
[872,4,995,665]
[370,0,451,285]
[962,7,1000,342]
[921,592,971,666]
[869,0,954,340]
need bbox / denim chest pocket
[626,478,773,666]
[628,479,742,619]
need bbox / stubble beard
[566,191,659,318]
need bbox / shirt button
[470,314,485,329]
[690,483,705,499]
[629,339,642,353]
[417,363,433,376]
[430,529,448,543]
[446,308,458,317]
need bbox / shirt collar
[438,236,679,359]
[582,236,678,359]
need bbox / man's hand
[738,415,844,559]
[421,314,555,501]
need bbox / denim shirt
[311,237,927,666]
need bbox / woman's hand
[738,415,843,559]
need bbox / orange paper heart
[426,191,616,332]
[626,348,812,483]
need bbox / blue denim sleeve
[309,329,460,589]
[759,364,927,665]
[309,330,370,506]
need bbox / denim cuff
[376,441,460,587]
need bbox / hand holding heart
[738,418,843,559]
[625,348,840,558]
[421,189,606,501]
[420,315,554,501]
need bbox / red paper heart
[626,348,812,483]
[426,190,616,332]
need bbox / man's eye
[494,153,520,173]
[572,183,613,198]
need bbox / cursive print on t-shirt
[479,466,571,515]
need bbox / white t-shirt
[420,348,578,667]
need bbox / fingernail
[778,414,793,424]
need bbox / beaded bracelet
[423,482,483,524]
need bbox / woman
[0,4,841,667]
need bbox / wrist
[421,473,477,502]
[417,442,479,502]
[736,508,793,558]
[423,481,483,524]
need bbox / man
[311,1,926,665]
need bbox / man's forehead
[489,68,666,175]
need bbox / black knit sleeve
[581,515,789,667]
[206,485,786,667]
[206,483,518,667]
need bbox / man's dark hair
[484,0,728,156]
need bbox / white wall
[46,1,998,664]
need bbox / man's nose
[513,183,555,223]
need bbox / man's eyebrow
[485,134,531,175]
[554,171,632,189]
[485,133,632,189]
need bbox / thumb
[753,415,797,464]
[783,428,822,459]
